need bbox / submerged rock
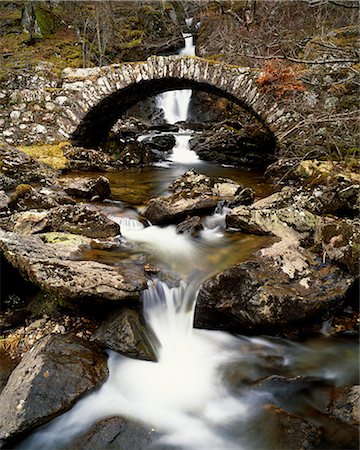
[255,404,321,450]
[0,231,147,304]
[62,176,111,200]
[66,416,161,450]
[0,334,108,448]
[194,242,354,334]
[91,308,159,362]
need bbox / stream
[17,25,358,450]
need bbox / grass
[18,142,70,170]
[0,334,21,353]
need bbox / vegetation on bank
[18,142,70,170]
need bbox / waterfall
[155,31,195,125]
[19,278,248,450]
[169,134,199,163]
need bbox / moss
[18,142,70,170]
[34,4,54,38]
[40,232,89,246]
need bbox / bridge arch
[57,56,298,148]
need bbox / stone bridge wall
[0,56,309,149]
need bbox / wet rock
[323,385,360,448]
[149,123,179,132]
[13,204,120,238]
[144,192,219,225]
[91,308,159,361]
[168,169,245,198]
[0,143,55,185]
[227,187,255,207]
[0,334,108,448]
[327,385,360,426]
[62,176,111,201]
[118,142,154,167]
[315,217,360,276]
[142,134,176,153]
[0,231,147,304]
[189,128,274,167]
[47,204,120,238]
[256,404,321,450]
[8,184,58,212]
[90,237,121,250]
[67,416,161,450]
[176,216,204,237]
[194,243,354,333]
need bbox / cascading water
[154,27,199,164]
[17,17,358,450]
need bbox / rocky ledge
[0,334,108,448]
[0,230,147,305]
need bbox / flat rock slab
[0,334,108,447]
[0,231,147,303]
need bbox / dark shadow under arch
[71,77,276,150]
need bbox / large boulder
[168,169,251,200]
[91,308,159,362]
[144,192,219,225]
[0,143,55,185]
[67,416,161,450]
[62,176,111,201]
[0,334,108,448]
[194,242,354,334]
[47,204,120,238]
[0,231,147,304]
[13,205,120,238]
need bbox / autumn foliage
[256,60,306,98]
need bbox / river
[18,24,358,450]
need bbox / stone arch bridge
[1,56,305,149]
[58,55,300,148]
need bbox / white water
[169,134,199,164]
[155,32,195,125]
